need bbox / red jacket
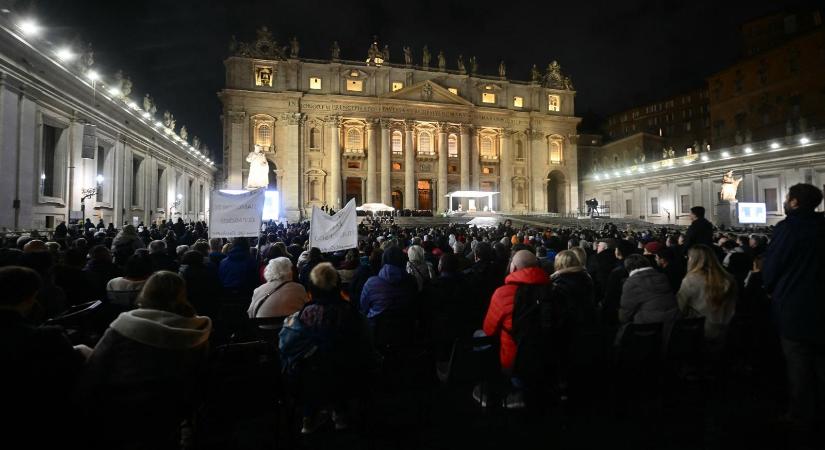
[483,266,549,370]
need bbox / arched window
[310,179,320,201]
[345,128,362,151]
[257,124,272,148]
[309,127,320,149]
[515,140,524,159]
[549,139,562,163]
[448,134,458,157]
[392,131,402,154]
[480,136,495,158]
[418,131,433,155]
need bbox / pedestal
[716,201,739,228]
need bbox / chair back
[440,335,500,385]
[617,322,663,365]
[372,311,416,350]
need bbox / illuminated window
[345,128,363,151]
[549,140,562,163]
[309,77,322,90]
[418,131,433,154]
[513,96,523,108]
[255,66,273,87]
[392,82,403,92]
[482,167,494,174]
[256,124,272,148]
[548,95,560,112]
[392,131,403,154]
[482,92,496,104]
[448,134,458,157]
[346,79,363,92]
[480,136,495,158]
[392,162,402,171]
[448,88,458,95]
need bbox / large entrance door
[391,190,403,210]
[547,170,566,213]
[345,177,362,205]
[417,180,432,211]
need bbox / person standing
[763,184,825,440]
[683,206,713,250]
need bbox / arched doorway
[417,180,432,211]
[547,170,566,213]
[345,177,362,205]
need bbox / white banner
[209,189,266,238]
[309,198,358,253]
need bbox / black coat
[180,263,222,318]
[684,217,714,250]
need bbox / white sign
[209,188,266,238]
[737,202,767,224]
[309,198,358,253]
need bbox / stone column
[459,124,470,191]
[499,129,513,213]
[380,119,391,205]
[366,119,378,203]
[470,127,480,190]
[404,120,415,209]
[282,113,303,221]
[228,111,246,189]
[437,122,448,212]
[328,116,342,208]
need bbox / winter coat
[601,265,628,327]
[482,266,550,370]
[359,264,417,321]
[407,260,435,292]
[110,233,144,266]
[549,266,597,332]
[83,260,122,301]
[179,263,223,318]
[677,271,737,341]
[684,217,714,250]
[219,246,259,293]
[619,267,678,325]
[79,309,211,449]
[248,280,307,319]
[763,209,825,344]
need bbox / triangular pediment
[381,79,474,106]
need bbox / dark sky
[15,0,821,162]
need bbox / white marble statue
[720,170,742,202]
[246,146,270,189]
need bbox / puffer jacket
[619,267,678,325]
[359,264,417,321]
[483,266,550,370]
[219,245,259,293]
[550,266,597,331]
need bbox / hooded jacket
[619,267,678,325]
[483,266,550,370]
[219,245,259,292]
[359,264,417,320]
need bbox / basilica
[219,29,581,221]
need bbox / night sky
[16,0,822,162]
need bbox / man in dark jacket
[763,183,825,437]
[219,238,260,298]
[683,206,713,250]
[359,246,416,323]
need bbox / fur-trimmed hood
[110,309,211,350]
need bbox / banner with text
[309,198,358,253]
[209,189,266,238]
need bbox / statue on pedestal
[457,54,466,74]
[382,45,390,62]
[192,136,201,150]
[437,50,446,71]
[720,170,742,202]
[143,94,153,113]
[180,126,188,141]
[498,60,506,78]
[469,56,477,74]
[422,45,430,69]
[530,64,540,83]
[403,46,413,66]
[289,37,300,58]
[246,146,270,189]
[330,41,340,60]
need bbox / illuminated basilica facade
[220,29,581,220]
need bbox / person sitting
[106,251,153,308]
[617,254,678,340]
[677,245,737,347]
[406,244,435,292]
[78,271,212,450]
[219,237,259,299]
[148,239,179,273]
[249,257,307,319]
[359,246,417,324]
[179,250,223,319]
[655,246,685,294]
[83,245,122,301]
[336,249,359,289]
[0,266,87,448]
[428,253,472,361]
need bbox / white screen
[262,190,279,221]
[737,202,767,224]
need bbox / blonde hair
[569,247,587,267]
[686,245,732,310]
[554,249,582,271]
[309,262,339,292]
[407,245,425,264]
[136,271,195,317]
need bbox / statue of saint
[457,54,466,74]
[403,46,413,66]
[246,146,270,189]
[437,50,446,71]
[289,36,300,58]
[81,43,94,70]
[469,56,477,74]
[367,36,381,65]
[382,44,390,61]
[192,136,201,150]
[330,41,340,60]
[662,148,668,160]
[498,60,506,78]
[121,76,132,98]
[422,45,431,69]
[180,125,188,141]
[720,170,742,202]
[143,94,153,113]
[163,111,172,128]
[530,64,540,83]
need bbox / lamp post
[80,175,104,224]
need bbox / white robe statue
[720,170,742,202]
[246,148,270,189]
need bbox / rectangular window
[680,194,690,214]
[449,164,458,173]
[346,79,363,92]
[650,197,659,215]
[548,95,560,112]
[132,156,143,206]
[482,92,496,104]
[309,77,322,90]
[513,96,523,108]
[392,162,402,171]
[764,188,778,212]
[448,88,458,95]
[625,199,632,215]
[392,82,403,92]
[41,124,59,197]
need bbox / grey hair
[407,245,425,263]
[149,240,167,254]
[264,257,294,283]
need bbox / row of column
[327,118,499,210]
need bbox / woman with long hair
[677,244,737,343]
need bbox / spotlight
[107,86,120,96]
[55,47,75,62]
[141,112,150,118]
[800,137,810,144]
[770,142,780,149]
[86,70,100,81]
[701,155,709,162]
[744,147,753,154]
[721,151,730,158]
[18,19,40,36]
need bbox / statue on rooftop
[457,54,466,74]
[163,111,175,129]
[143,94,153,113]
[403,46,413,66]
[367,36,381,65]
[383,44,390,62]
[469,56,477,75]
[498,60,506,79]
[121,76,132,98]
[330,41,340,60]
[422,45,431,69]
[289,36,300,58]
[192,136,201,150]
[530,64,540,83]
[437,50,446,71]
[180,125,188,141]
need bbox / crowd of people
[1,183,823,449]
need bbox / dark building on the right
[708,9,825,147]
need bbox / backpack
[278,311,320,378]
[510,283,567,383]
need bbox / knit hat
[381,246,406,269]
[644,241,663,254]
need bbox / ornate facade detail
[499,61,506,79]
[422,45,431,69]
[330,41,340,60]
[230,27,288,60]
[544,60,574,90]
[421,82,433,101]
[437,50,446,71]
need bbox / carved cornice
[379,118,393,129]
[436,121,449,133]
[228,111,247,123]
[403,119,416,132]
[365,118,379,130]
[324,115,342,128]
[459,123,474,134]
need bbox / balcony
[342,148,366,160]
[480,154,499,162]
[416,151,437,161]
